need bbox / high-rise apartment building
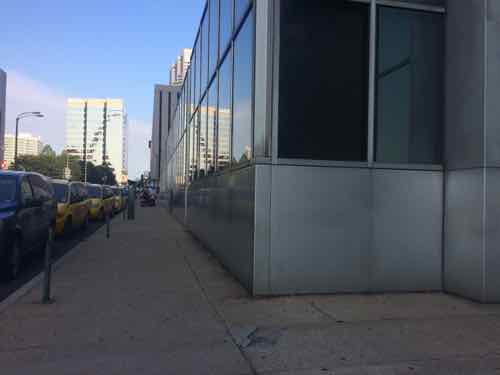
[4,133,43,167]
[0,69,6,165]
[169,49,192,86]
[65,98,128,184]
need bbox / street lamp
[15,112,44,169]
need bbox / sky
[0,0,204,179]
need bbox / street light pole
[14,111,44,169]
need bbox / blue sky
[0,0,204,178]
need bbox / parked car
[112,187,123,213]
[102,185,115,218]
[86,184,108,221]
[0,171,56,280]
[121,187,129,209]
[52,180,90,237]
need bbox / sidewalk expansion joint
[182,253,259,375]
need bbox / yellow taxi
[52,180,91,236]
[86,184,114,220]
[112,186,123,213]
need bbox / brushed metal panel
[444,168,484,300]
[372,170,443,291]
[253,164,272,295]
[184,167,256,291]
[485,168,500,301]
[445,0,485,169]
[485,19,500,166]
[269,165,371,294]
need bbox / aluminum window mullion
[367,0,377,166]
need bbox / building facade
[169,49,193,86]
[150,85,180,191]
[0,70,6,165]
[4,133,43,167]
[163,0,500,303]
[65,98,128,184]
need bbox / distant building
[169,49,192,86]
[150,85,180,191]
[65,98,128,184]
[4,133,43,167]
[0,70,6,165]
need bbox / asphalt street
[0,218,110,303]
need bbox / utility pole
[83,101,88,183]
[103,101,108,166]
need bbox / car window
[0,176,17,203]
[53,183,69,203]
[29,175,51,201]
[20,178,33,203]
[87,185,101,198]
[70,184,80,203]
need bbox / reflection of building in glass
[217,107,231,170]
[4,133,43,167]
[65,98,128,184]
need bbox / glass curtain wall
[166,0,254,188]
[277,0,444,166]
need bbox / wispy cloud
[127,119,151,180]
[5,70,67,151]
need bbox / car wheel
[6,237,22,280]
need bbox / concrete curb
[0,225,105,315]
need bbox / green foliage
[79,161,117,185]
[9,146,116,184]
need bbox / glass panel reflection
[207,80,217,174]
[199,96,208,177]
[375,6,444,164]
[220,0,233,54]
[232,12,253,165]
[209,0,219,79]
[218,51,232,171]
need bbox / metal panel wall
[371,170,443,291]
[264,164,443,295]
[186,166,256,290]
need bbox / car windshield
[53,183,69,203]
[87,186,101,199]
[0,177,16,203]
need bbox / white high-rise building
[169,48,192,86]
[65,98,128,184]
[4,133,43,167]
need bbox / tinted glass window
[87,185,101,198]
[201,13,209,98]
[193,44,198,108]
[207,79,217,174]
[218,51,232,171]
[375,7,444,164]
[53,183,68,203]
[29,175,51,201]
[232,12,254,165]
[200,96,208,177]
[220,0,233,54]
[278,0,369,161]
[209,0,219,78]
[20,178,33,203]
[235,0,250,28]
[0,177,16,202]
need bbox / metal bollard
[122,206,126,220]
[106,213,111,239]
[128,189,136,221]
[42,226,53,304]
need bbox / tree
[78,161,117,185]
[40,145,56,158]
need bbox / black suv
[0,171,56,280]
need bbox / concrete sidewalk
[2,208,500,374]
